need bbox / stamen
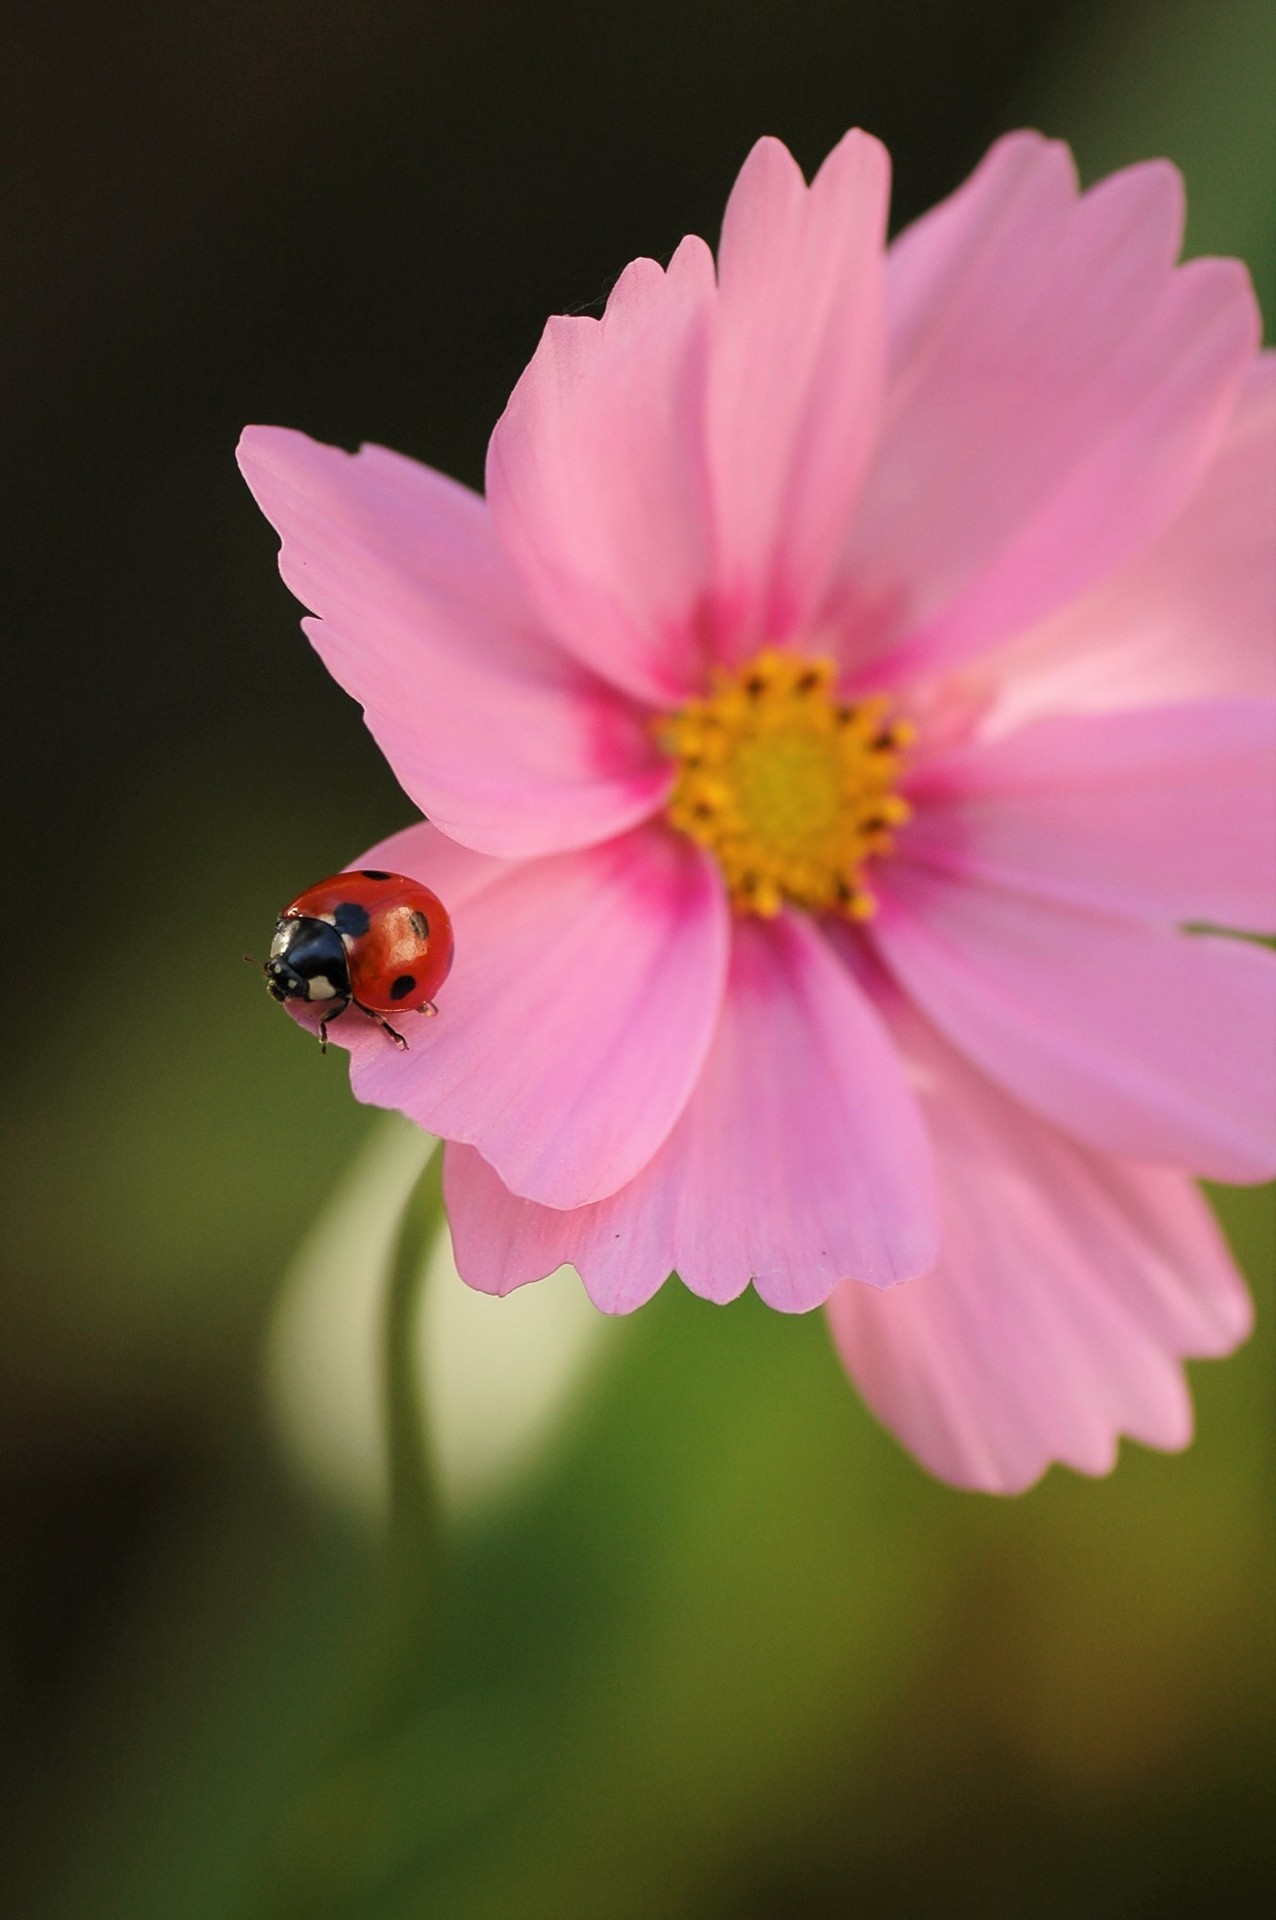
[658,649,913,920]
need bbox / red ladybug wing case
[284,871,454,1013]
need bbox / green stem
[253,1145,449,1920]
[379,1143,446,1657]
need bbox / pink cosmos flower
[239,130,1276,1493]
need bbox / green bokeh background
[2,2,1273,1914]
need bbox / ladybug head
[263,955,309,1003]
[264,915,351,1007]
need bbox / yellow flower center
[659,649,913,919]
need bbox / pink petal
[903,698,1276,932]
[985,355,1276,724]
[705,130,890,654]
[871,863,1276,1182]
[486,134,891,698]
[322,819,730,1211]
[445,912,939,1314]
[827,1011,1252,1493]
[485,238,718,707]
[844,134,1259,684]
[237,426,669,858]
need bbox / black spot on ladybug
[389,973,417,1001]
[333,901,371,938]
[361,869,392,881]
[408,909,430,939]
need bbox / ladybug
[261,870,455,1050]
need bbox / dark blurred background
[2,2,1273,1915]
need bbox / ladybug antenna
[243,952,263,969]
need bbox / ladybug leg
[417,1002,439,1018]
[351,997,410,1050]
[318,997,352,1053]
[373,1014,410,1051]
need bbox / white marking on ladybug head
[307,974,340,1001]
